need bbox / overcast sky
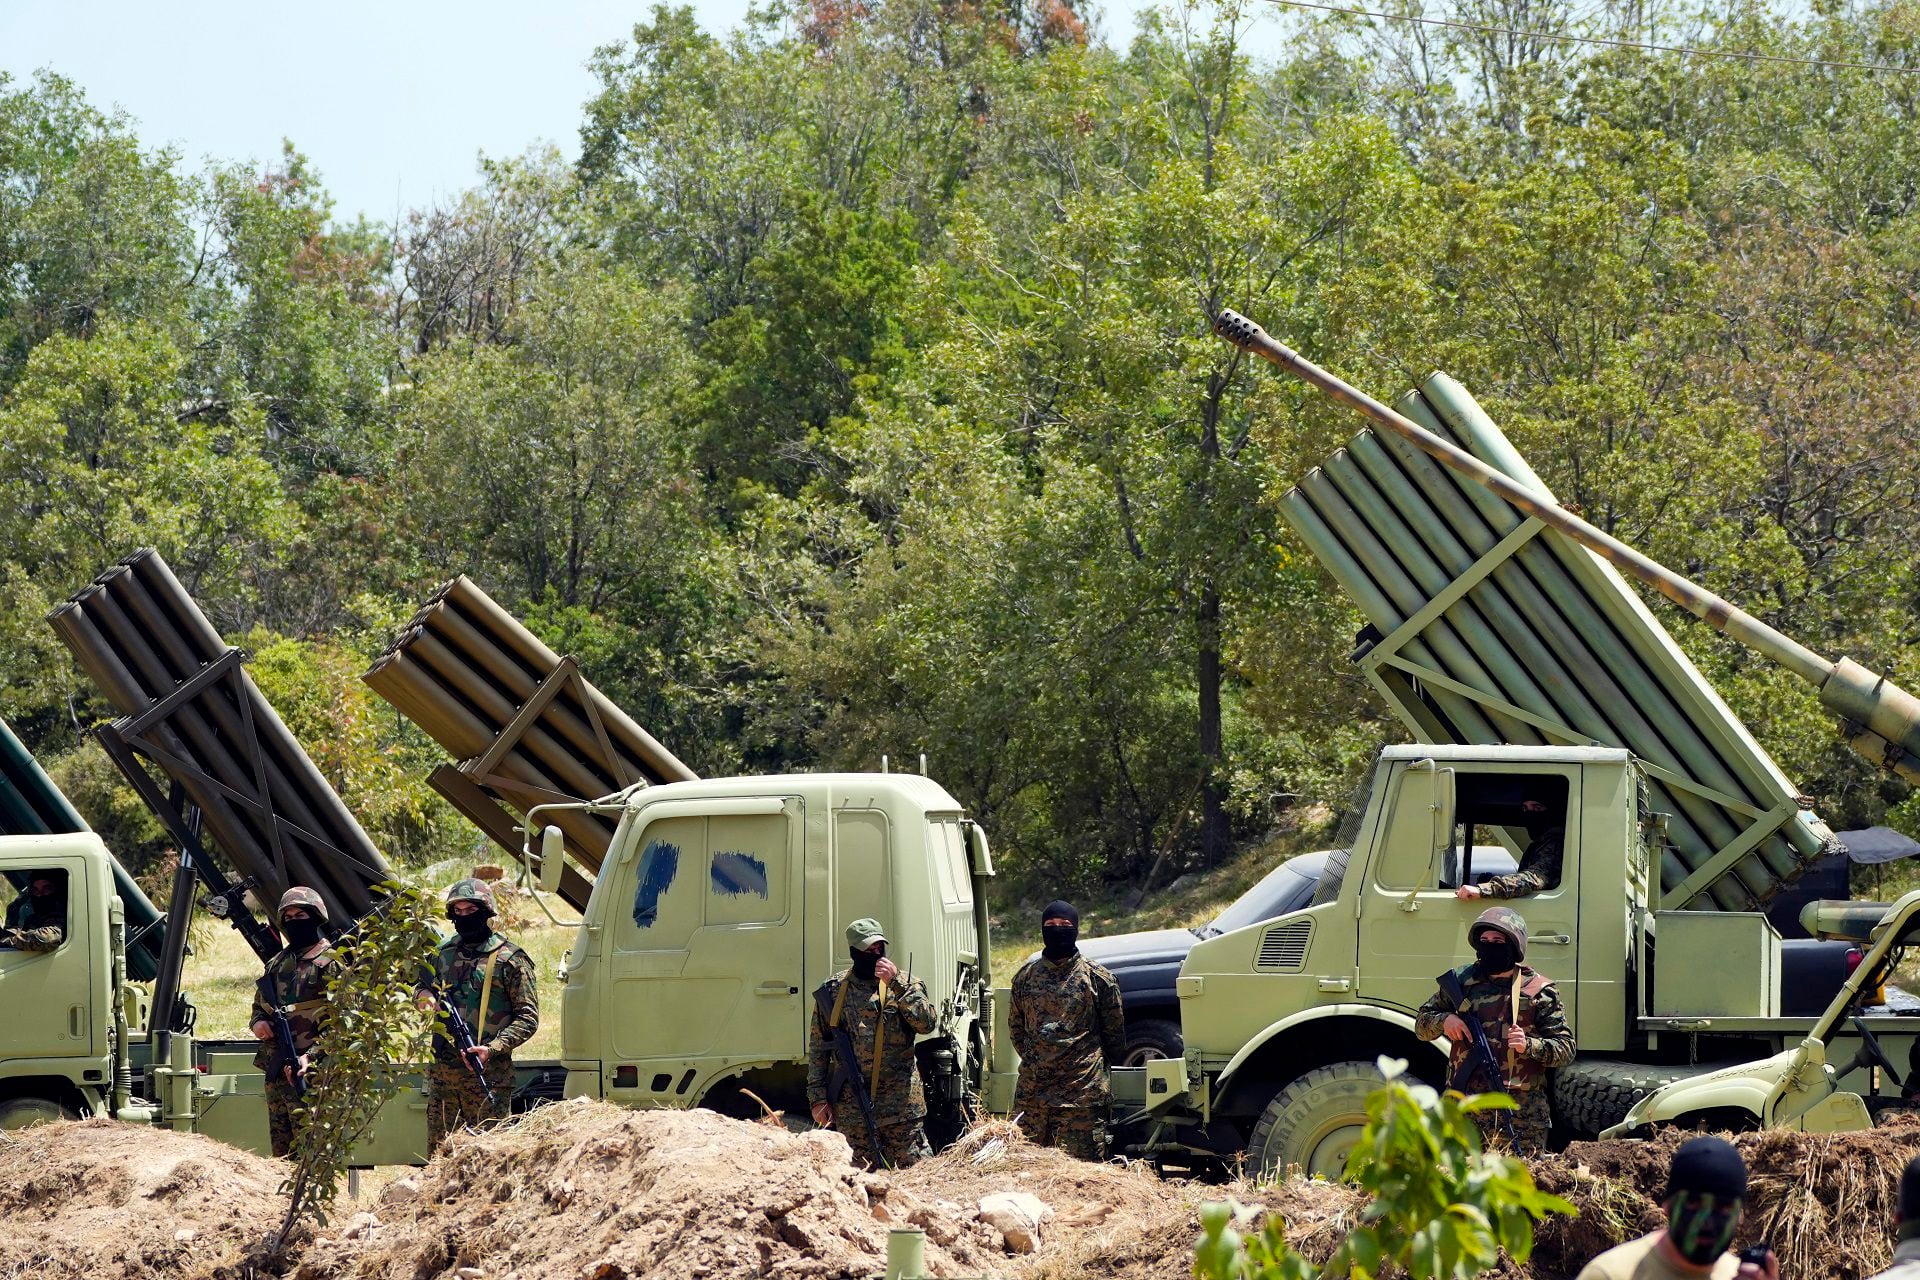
[1,0,1290,226]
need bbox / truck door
[604,798,803,1102]
[1357,764,1580,1027]
[0,858,93,1063]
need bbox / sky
[0,0,1287,226]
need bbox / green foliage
[6,0,1920,893]
[1194,1060,1574,1280]
[273,882,439,1252]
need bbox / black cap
[1667,1137,1748,1202]
[1042,900,1079,927]
[1899,1154,1920,1222]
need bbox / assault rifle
[815,984,887,1167]
[433,986,499,1106]
[256,975,307,1099]
[1435,968,1516,1140]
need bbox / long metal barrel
[47,549,396,921]
[1216,309,1920,787]
[363,575,695,895]
[0,716,165,980]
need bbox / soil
[12,1104,1920,1280]
[0,1117,288,1279]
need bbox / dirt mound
[1532,1116,1920,1280]
[303,1100,1011,1279]
[0,1117,287,1279]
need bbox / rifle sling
[475,949,499,1045]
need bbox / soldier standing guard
[1009,900,1126,1160]
[419,878,538,1148]
[249,886,336,1157]
[1415,906,1574,1153]
[806,917,937,1169]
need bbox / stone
[381,1175,422,1206]
[343,1212,381,1240]
[173,1227,198,1244]
[977,1191,1052,1255]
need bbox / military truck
[1107,313,1920,1174]
[1,550,1002,1152]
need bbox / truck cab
[1126,744,1906,1176]
[553,772,999,1139]
[0,835,114,1126]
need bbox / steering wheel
[1847,1015,1903,1088]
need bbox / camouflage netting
[0,1117,286,1280]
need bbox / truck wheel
[1246,1060,1381,1180]
[1122,1019,1184,1067]
[0,1097,76,1130]
[1552,1060,1718,1137]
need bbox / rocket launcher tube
[1216,309,1920,787]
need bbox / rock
[457,1268,486,1279]
[977,1191,1052,1255]
[907,1205,960,1247]
[1166,873,1197,895]
[381,1175,422,1206]
[870,1199,893,1223]
[343,1212,381,1240]
[173,1227,198,1244]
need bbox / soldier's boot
[265,1079,300,1158]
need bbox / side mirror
[538,825,565,895]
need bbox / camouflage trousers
[265,1078,302,1158]
[1017,1103,1108,1161]
[1473,1086,1551,1156]
[828,1108,932,1171]
[426,1054,514,1149]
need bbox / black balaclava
[1665,1137,1747,1265]
[282,917,324,950]
[452,911,493,944]
[1041,900,1080,960]
[1899,1155,1920,1240]
[850,941,885,980]
[1473,930,1517,977]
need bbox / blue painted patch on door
[710,852,769,899]
[632,840,681,928]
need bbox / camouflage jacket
[427,933,539,1063]
[1414,962,1575,1092]
[1010,951,1126,1109]
[1478,829,1564,898]
[3,893,66,952]
[250,942,337,1071]
[806,971,937,1120]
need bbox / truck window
[927,820,971,908]
[1448,773,1570,891]
[835,810,892,928]
[1,867,69,950]
[1374,774,1444,890]
[620,815,703,950]
[707,813,789,926]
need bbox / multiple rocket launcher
[23,314,1920,937]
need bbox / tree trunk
[1198,579,1226,865]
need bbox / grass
[183,821,1340,1057]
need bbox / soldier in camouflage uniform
[249,886,336,1157]
[2,869,69,952]
[806,917,937,1170]
[418,878,538,1149]
[1009,900,1126,1160]
[1456,797,1564,901]
[1415,906,1574,1154]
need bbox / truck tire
[1122,1018,1184,1066]
[1311,848,1353,907]
[0,1097,76,1130]
[1246,1060,1382,1180]
[1552,1060,1716,1137]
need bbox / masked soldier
[249,886,336,1157]
[1457,795,1564,901]
[806,917,937,1169]
[420,878,538,1148]
[1415,906,1574,1153]
[1009,900,1126,1160]
[2,869,68,951]
[1578,1137,1776,1280]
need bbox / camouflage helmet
[1469,906,1528,961]
[445,877,497,916]
[277,885,329,924]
